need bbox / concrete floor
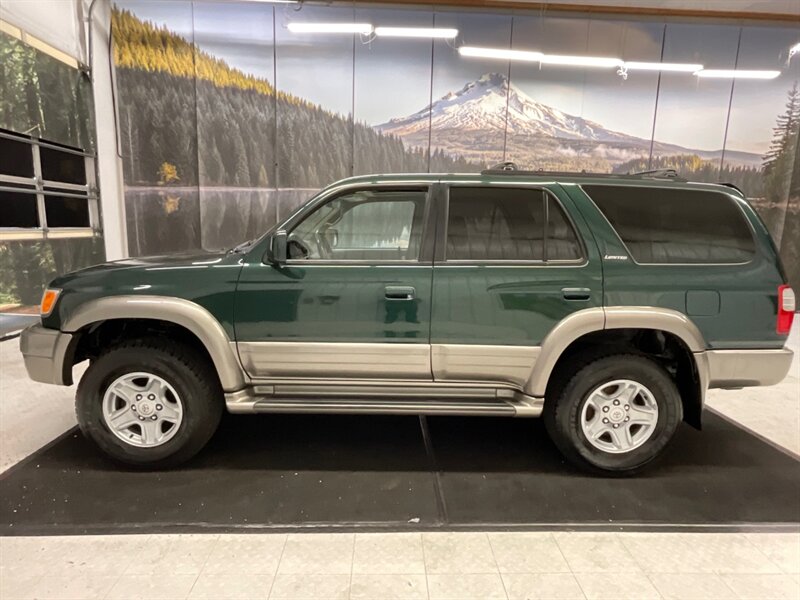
[0,321,797,599]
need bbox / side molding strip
[62,295,245,392]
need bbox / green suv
[20,167,795,474]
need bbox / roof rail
[631,168,680,178]
[481,163,688,182]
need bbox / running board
[225,385,543,417]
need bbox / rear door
[430,183,602,389]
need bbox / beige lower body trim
[432,344,540,389]
[237,341,431,379]
[706,348,794,388]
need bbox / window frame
[579,183,757,267]
[277,181,435,266]
[439,183,586,266]
[0,130,98,241]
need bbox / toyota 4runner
[20,167,796,473]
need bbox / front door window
[288,189,426,261]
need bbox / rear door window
[446,187,582,261]
[583,185,755,264]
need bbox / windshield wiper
[228,239,255,254]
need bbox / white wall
[0,0,87,63]
[89,0,128,260]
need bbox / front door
[235,184,434,381]
[430,183,602,390]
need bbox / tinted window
[290,189,426,261]
[0,137,34,178]
[0,192,39,227]
[446,187,582,261]
[40,147,86,185]
[547,199,582,260]
[584,185,755,264]
[45,195,91,228]
[447,187,545,260]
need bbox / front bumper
[705,348,794,389]
[19,324,75,386]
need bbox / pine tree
[763,83,800,178]
[762,82,800,246]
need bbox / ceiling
[521,0,800,16]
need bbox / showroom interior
[1,0,799,597]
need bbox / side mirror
[269,230,287,264]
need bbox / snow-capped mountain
[376,72,760,169]
[378,72,641,144]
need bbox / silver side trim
[706,348,793,388]
[237,341,431,380]
[225,384,543,417]
[432,344,540,388]
[62,295,245,392]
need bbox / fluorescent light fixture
[287,22,373,34]
[458,46,543,62]
[374,27,457,39]
[695,69,781,79]
[539,54,623,68]
[624,61,703,72]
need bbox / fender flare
[526,306,707,397]
[62,295,245,392]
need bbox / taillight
[777,285,795,334]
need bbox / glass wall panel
[507,15,662,172]
[724,27,800,288]
[428,11,513,171]
[114,1,201,255]
[0,31,94,151]
[275,4,355,189]
[353,7,433,175]
[193,1,277,250]
[650,23,740,181]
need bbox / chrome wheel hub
[101,372,183,448]
[579,379,659,454]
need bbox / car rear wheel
[544,354,683,475]
[76,338,223,468]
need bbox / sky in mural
[117,1,799,159]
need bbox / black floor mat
[1,412,798,535]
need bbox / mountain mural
[378,72,760,171]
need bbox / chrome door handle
[562,287,591,300]
[385,286,416,300]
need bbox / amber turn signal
[40,288,61,316]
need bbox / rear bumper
[19,324,75,386]
[705,348,794,389]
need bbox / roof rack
[481,162,687,182]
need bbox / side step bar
[226,386,543,417]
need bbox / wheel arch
[527,306,708,428]
[63,296,245,392]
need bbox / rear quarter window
[582,185,755,264]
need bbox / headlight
[40,288,62,316]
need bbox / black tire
[543,354,683,475]
[76,338,223,469]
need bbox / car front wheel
[544,354,683,475]
[76,338,223,468]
